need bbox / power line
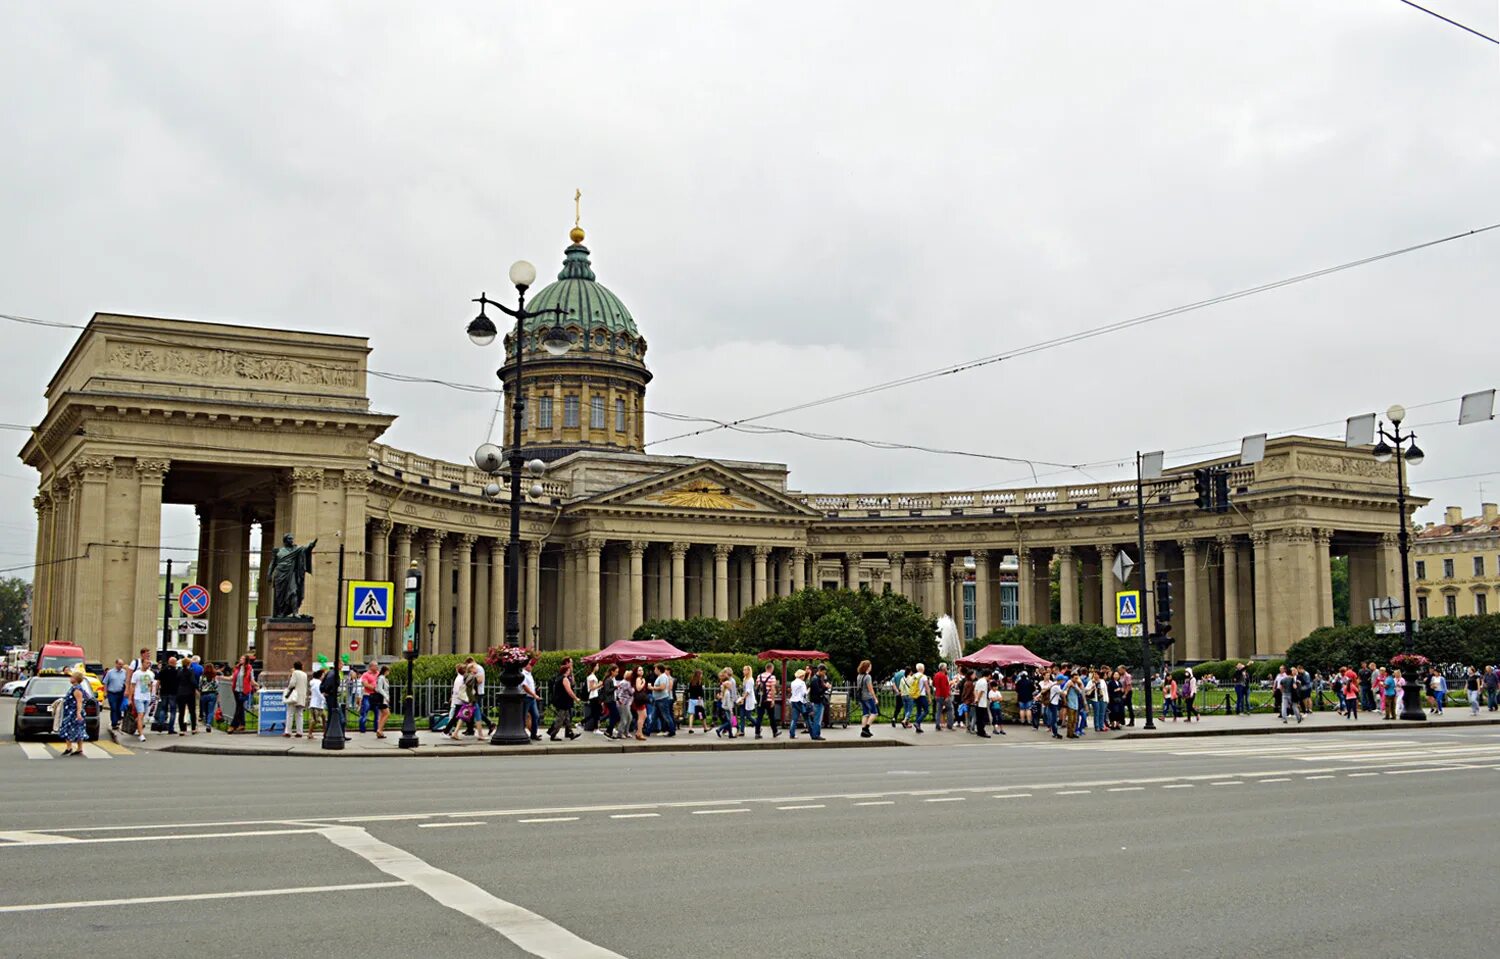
[1396,0,1498,43]
[643,222,1500,449]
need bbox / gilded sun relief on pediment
[649,480,755,510]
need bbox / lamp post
[1371,404,1426,721]
[398,561,422,749]
[469,261,573,746]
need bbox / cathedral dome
[521,231,644,359]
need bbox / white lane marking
[1346,772,1379,778]
[886,770,930,775]
[854,801,895,806]
[692,808,748,815]
[0,828,319,850]
[609,814,661,820]
[1056,790,1092,795]
[776,804,826,811]
[80,743,111,759]
[1305,775,1335,780]
[0,831,81,845]
[322,826,626,959]
[0,881,406,913]
[1211,781,1245,787]
[992,794,1032,799]
[1107,787,1145,792]
[1383,766,1474,775]
[418,822,483,829]
[517,817,579,824]
[1257,778,1291,783]
[18,743,52,760]
[1162,784,1194,789]
[924,797,965,803]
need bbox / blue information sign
[257,689,287,736]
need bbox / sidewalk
[113,721,912,758]
[1119,706,1500,739]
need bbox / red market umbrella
[582,638,695,665]
[955,644,1052,670]
[758,649,830,723]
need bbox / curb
[1118,715,1500,740]
[156,735,909,759]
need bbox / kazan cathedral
[22,219,1416,668]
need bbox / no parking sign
[178,584,210,617]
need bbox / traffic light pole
[1135,451,1156,731]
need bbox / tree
[0,577,28,648]
[1330,556,1350,627]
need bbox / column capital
[928,550,946,563]
[72,455,113,483]
[1379,531,1399,547]
[1314,527,1334,545]
[33,492,52,513]
[290,466,324,492]
[1249,530,1271,548]
[525,539,544,558]
[669,541,690,559]
[341,468,372,493]
[134,458,170,483]
[1056,544,1074,559]
[1143,542,1158,558]
[1216,533,1237,548]
[791,547,808,561]
[1097,543,1117,558]
[844,550,863,562]
[1018,545,1032,560]
[752,545,772,559]
[888,550,905,564]
[582,538,605,555]
[456,532,478,551]
[972,548,990,562]
[628,540,648,557]
[370,517,393,536]
[393,523,415,545]
[1282,526,1312,544]
[713,543,733,560]
[422,528,446,549]
[1178,537,1200,554]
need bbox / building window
[536,396,552,430]
[1417,596,1428,619]
[962,581,976,640]
[1478,593,1489,616]
[1000,581,1019,628]
[1415,560,1426,580]
[1475,556,1486,577]
[1443,558,1454,579]
[563,395,580,428]
[1445,594,1458,617]
[821,580,839,591]
[616,397,626,433]
[590,395,605,429]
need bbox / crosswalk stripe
[80,743,112,759]
[93,740,133,756]
[18,743,53,760]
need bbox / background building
[1413,504,1500,619]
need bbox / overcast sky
[2,1,1497,580]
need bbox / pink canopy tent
[582,638,695,665]
[758,649,831,725]
[955,644,1052,670]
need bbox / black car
[11,676,99,742]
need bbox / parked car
[3,679,27,698]
[11,676,99,741]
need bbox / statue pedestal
[261,618,314,683]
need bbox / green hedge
[1285,614,1500,673]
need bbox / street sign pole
[1136,451,1156,731]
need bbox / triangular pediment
[575,460,820,517]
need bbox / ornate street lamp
[398,561,422,749]
[1372,404,1426,721]
[468,261,572,745]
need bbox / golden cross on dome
[570,188,585,243]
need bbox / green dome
[524,242,640,340]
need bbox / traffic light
[1213,471,1231,514]
[1193,469,1213,511]
[1154,570,1173,633]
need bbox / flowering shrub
[486,645,535,668]
[1390,652,1431,672]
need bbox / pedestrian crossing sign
[345,580,395,628]
[1116,590,1142,625]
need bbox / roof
[1417,515,1500,539]
[955,644,1053,669]
[524,239,641,340]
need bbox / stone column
[471,540,489,653]
[486,539,504,652]
[422,530,442,647]
[524,541,541,645]
[1314,528,1333,628]
[751,546,770,606]
[583,539,602,649]
[843,552,861,592]
[1378,532,1402,605]
[1143,542,1158,595]
[790,548,806,592]
[1181,539,1202,660]
[1017,547,1034,625]
[392,525,413,654]
[1098,544,1118,626]
[131,460,169,655]
[713,544,731,620]
[924,552,944,614]
[1218,535,1243,659]
[1250,531,1271,656]
[32,492,55,648]
[368,519,391,654]
[236,517,252,659]
[1057,545,1078,624]
[669,543,688,620]
[68,457,111,658]
[453,534,475,655]
[628,541,646,633]
[888,551,905,598]
[973,550,992,637]
[776,551,791,597]
[738,550,753,615]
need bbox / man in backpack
[1232,662,1250,715]
[548,659,580,740]
[1277,667,1302,723]
[807,666,829,741]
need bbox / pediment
[577,461,820,517]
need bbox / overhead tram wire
[642,221,1500,449]
[1396,0,1499,43]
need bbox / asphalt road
[2,697,1498,958]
